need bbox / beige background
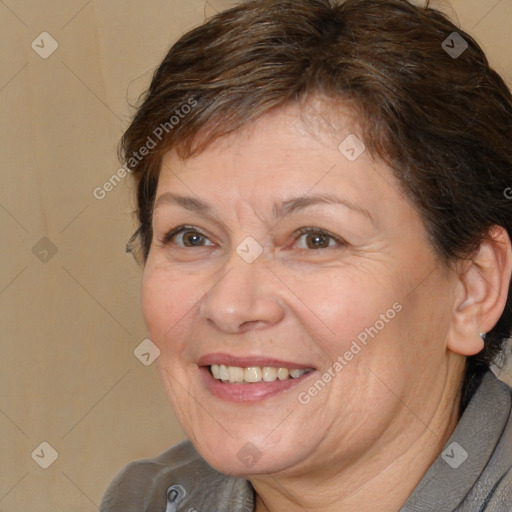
[0,0,511,510]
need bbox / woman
[101,0,512,510]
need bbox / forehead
[154,102,405,222]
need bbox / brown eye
[295,229,339,250]
[305,233,331,249]
[182,231,208,247]
[162,227,214,247]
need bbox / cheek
[140,266,201,351]
[280,265,403,360]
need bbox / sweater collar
[400,371,511,511]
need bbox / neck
[251,361,464,512]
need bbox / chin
[190,431,309,478]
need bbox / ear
[447,226,512,356]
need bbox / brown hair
[121,0,512,411]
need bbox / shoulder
[479,466,512,512]
[478,378,512,511]
[100,440,254,512]
[100,440,201,511]
[459,374,512,511]
[403,372,512,512]
[99,441,206,510]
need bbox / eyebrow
[275,193,373,222]
[153,191,374,222]
[153,192,212,215]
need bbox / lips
[197,353,316,402]
[197,353,314,370]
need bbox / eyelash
[290,227,345,249]
[159,226,346,250]
[160,225,211,247]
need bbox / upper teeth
[210,364,311,383]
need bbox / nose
[198,251,285,334]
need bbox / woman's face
[142,103,460,477]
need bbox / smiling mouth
[209,364,314,384]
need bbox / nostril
[236,319,264,333]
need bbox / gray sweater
[100,371,512,511]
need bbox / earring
[480,332,486,340]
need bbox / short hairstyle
[121,0,512,412]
